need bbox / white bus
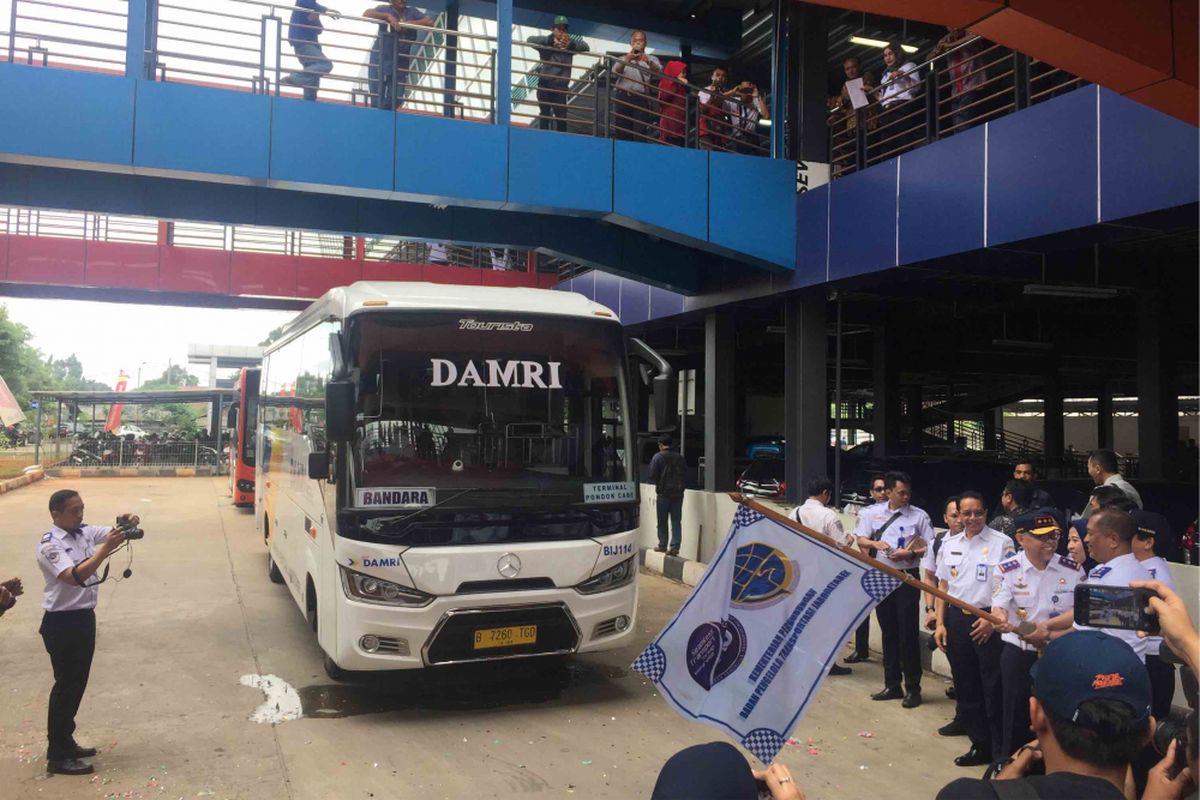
[256,282,669,678]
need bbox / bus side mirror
[326,380,356,441]
[226,405,238,429]
[628,338,675,433]
[307,451,329,480]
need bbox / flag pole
[732,494,1006,627]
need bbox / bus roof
[268,282,619,353]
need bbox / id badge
[975,563,988,582]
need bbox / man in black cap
[991,509,1083,757]
[652,741,804,800]
[525,16,589,132]
[1130,508,1181,721]
[937,631,1154,800]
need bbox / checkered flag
[861,569,902,601]
[733,505,765,530]
[741,728,787,764]
[631,643,668,683]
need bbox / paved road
[0,478,972,799]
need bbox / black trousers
[612,89,654,141]
[945,606,1004,761]
[853,617,870,658]
[875,576,921,691]
[40,609,96,760]
[537,85,568,132]
[1000,643,1038,757]
[1146,653,1176,722]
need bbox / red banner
[104,371,129,433]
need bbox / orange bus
[228,367,261,507]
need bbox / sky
[4,298,295,387]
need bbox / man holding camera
[610,30,661,141]
[36,489,139,776]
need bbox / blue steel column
[769,0,787,158]
[495,0,512,127]
[126,0,147,80]
[784,290,826,503]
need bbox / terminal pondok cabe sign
[633,505,901,764]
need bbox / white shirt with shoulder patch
[935,527,1016,608]
[791,498,851,547]
[1073,552,1154,661]
[37,523,111,611]
[994,552,1083,651]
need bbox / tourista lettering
[430,358,563,389]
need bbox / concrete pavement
[0,478,974,799]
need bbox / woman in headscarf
[657,60,689,146]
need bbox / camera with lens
[116,514,145,540]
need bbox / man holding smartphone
[36,489,138,776]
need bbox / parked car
[736,455,785,499]
[745,436,785,460]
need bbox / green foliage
[259,325,286,348]
[0,305,110,410]
[142,363,199,389]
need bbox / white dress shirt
[1073,552,1154,661]
[1139,555,1178,657]
[37,523,112,611]
[791,498,851,546]
[855,502,932,571]
[935,527,1017,608]
[994,552,1083,651]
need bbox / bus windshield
[348,311,633,512]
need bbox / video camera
[116,514,145,540]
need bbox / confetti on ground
[806,747,820,757]
[784,738,803,747]
[858,731,874,738]
[581,760,592,765]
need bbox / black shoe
[871,686,903,701]
[47,758,94,776]
[653,545,667,553]
[902,690,922,708]
[954,745,992,767]
[667,548,679,557]
[844,652,870,664]
[829,664,852,676]
[71,744,97,758]
[938,719,967,737]
[945,685,957,700]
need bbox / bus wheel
[306,578,318,633]
[323,654,348,682]
[268,552,284,584]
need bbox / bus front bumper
[332,584,638,671]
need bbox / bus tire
[268,552,284,585]
[323,654,348,682]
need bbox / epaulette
[998,558,1021,573]
[1089,565,1112,579]
[40,532,52,543]
[1057,555,1080,571]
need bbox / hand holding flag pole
[732,494,1025,631]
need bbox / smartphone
[1073,584,1160,634]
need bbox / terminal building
[0,0,1194,561]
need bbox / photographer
[937,632,1154,800]
[36,489,139,776]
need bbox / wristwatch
[925,605,935,613]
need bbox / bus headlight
[339,566,433,607]
[575,556,636,595]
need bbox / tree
[0,305,55,408]
[259,325,286,348]
[142,364,199,389]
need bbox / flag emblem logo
[732,543,798,609]
[686,617,747,690]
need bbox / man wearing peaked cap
[992,508,1083,757]
[1129,508,1182,722]
[937,632,1154,800]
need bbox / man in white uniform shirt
[36,489,137,776]
[1042,508,1152,660]
[845,475,887,665]
[992,509,1082,757]
[1129,509,1179,721]
[934,490,1016,767]
[791,475,854,676]
[856,471,931,708]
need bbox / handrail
[829,35,1086,178]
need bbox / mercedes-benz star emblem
[497,553,521,579]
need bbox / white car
[114,424,149,438]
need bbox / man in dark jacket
[526,16,589,132]
[648,437,685,556]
